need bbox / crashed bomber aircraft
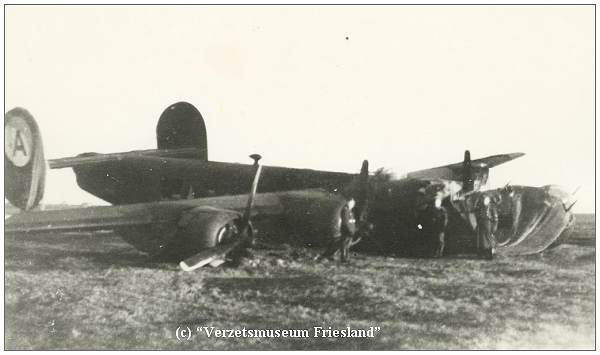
[5,102,577,270]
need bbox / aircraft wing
[5,188,346,265]
[406,152,525,181]
[5,188,342,237]
[5,191,286,234]
[48,152,354,205]
[5,202,186,234]
[49,151,353,184]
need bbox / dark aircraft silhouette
[5,102,577,270]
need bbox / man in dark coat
[416,197,448,258]
[317,199,359,262]
[476,195,499,259]
[429,197,448,258]
[317,198,374,262]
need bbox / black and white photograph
[3,3,595,350]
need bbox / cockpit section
[449,185,576,255]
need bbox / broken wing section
[453,185,576,255]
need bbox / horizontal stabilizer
[48,147,204,169]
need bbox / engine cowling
[279,191,352,247]
[172,206,242,259]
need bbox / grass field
[4,213,595,350]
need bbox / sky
[4,5,595,212]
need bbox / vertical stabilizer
[156,102,208,199]
[4,107,46,210]
[156,102,207,160]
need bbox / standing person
[317,199,358,262]
[476,195,499,259]
[429,197,448,258]
[417,196,448,258]
[502,185,521,237]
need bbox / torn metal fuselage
[361,179,575,256]
[364,180,576,256]
[453,184,576,255]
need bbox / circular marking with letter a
[5,115,33,167]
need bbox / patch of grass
[4,214,595,350]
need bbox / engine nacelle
[279,191,351,247]
[172,206,242,259]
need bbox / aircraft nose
[543,185,577,212]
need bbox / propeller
[241,154,263,231]
[179,154,263,271]
[348,159,373,247]
[354,160,370,224]
[462,150,474,193]
[179,238,246,271]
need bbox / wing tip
[482,152,526,168]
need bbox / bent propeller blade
[179,239,243,272]
[355,159,369,220]
[241,154,263,227]
[180,154,263,271]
